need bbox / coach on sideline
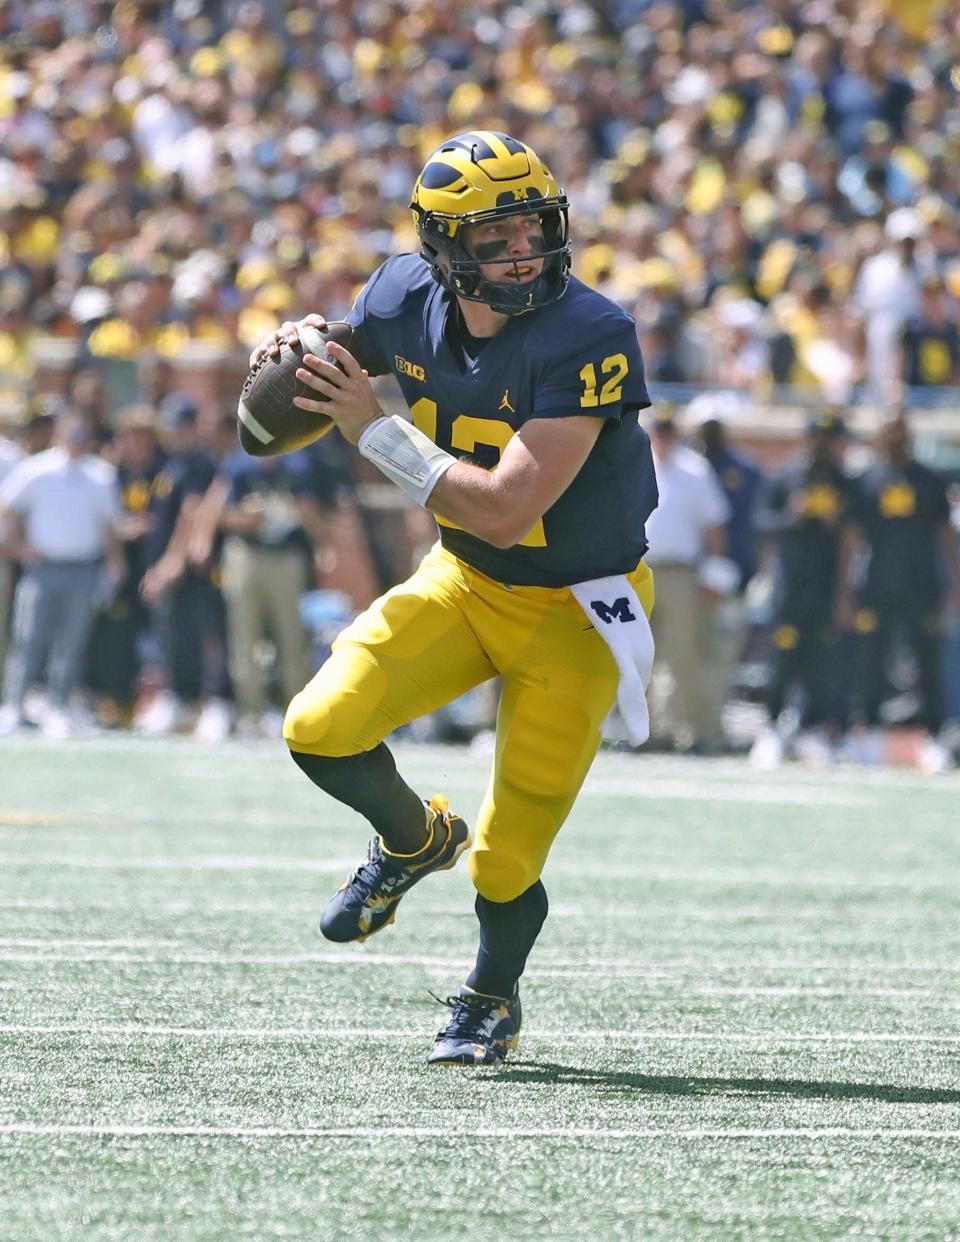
[0,410,124,738]
[644,410,734,753]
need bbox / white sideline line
[1,1123,958,1141]
[2,1024,958,1044]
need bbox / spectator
[943,485,960,734]
[895,276,960,401]
[0,427,25,683]
[85,404,166,727]
[18,410,56,458]
[750,413,859,769]
[852,208,925,402]
[840,413,960,772]
[216,449,334,738]
[688,394,765,751]
[136,394,231,739]
[0,411,123,738]
[644,411,734,753]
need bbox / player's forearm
[427,460,542,549]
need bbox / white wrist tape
[358,415,457,507]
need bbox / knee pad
[282,690,335,753]
[283,647,388,757]
[469,848,539,904]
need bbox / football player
[841,412,960,769]
[249,131,659,1065]
[750,412,858,768]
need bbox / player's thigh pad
[283,548,495,757]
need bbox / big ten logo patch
[395,356,426,381]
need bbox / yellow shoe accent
[355,907,397,944]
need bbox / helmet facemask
[423,201,570,315]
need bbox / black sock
[288,744,429,854]
[467,881,549,998]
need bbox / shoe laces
[430,991,504,1042]
[345,837,388,898]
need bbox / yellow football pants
[285,544,655,903]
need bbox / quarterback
[249,131,659,1065]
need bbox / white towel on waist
[570,574,655,746]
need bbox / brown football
[236,321,354,457]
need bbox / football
[236,321,354,457]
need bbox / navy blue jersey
[146,449,216,566]
[759,458,859,620]
[219,448,317,556]
[705,446,764,590]
[117,452,167,582]
[346,253,657,587]
[852,459,950,607]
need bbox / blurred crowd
[0,0,959,410]
[1,0,960,767]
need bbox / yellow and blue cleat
[320,796,470,944]
[427,985,522,1066]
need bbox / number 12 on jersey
[411,397,546,547]
[579,354,628,408]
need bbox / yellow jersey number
[410,398,547,547]
[578,354,628,408]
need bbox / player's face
[462,214,546,287]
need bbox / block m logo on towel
[589,596,637,625]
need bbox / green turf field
[1,735,959,1240]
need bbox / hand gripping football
[237,321,354,457]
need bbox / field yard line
[0,951,663,978]
[0,950,943,993]
[0,938,180,949]
[579,779,874,806]
[0,948,948,988]
[0,899,943,929]
[1,1123,959,1141]
[0,856,356,873]
[2,1024,959,1044]
[2,856,956,890]
[1,944,957,977]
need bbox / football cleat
[426,985,522,1067]
[320,796,471,944]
